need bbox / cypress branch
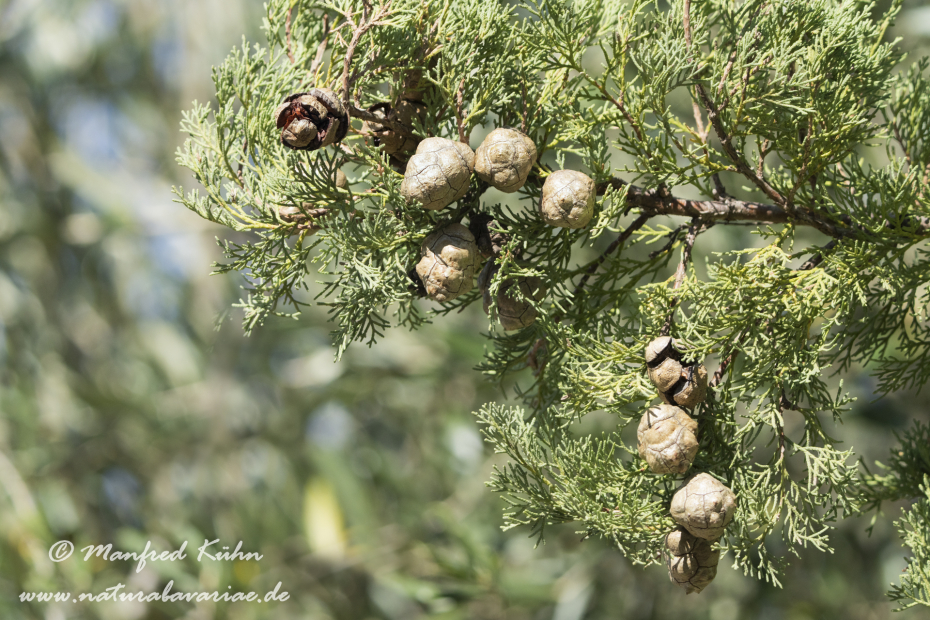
[175,0,930,604]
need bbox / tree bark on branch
[597,178,930,239]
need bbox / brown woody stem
[456,77,468,143]
[596,178,930,239]
[341,2,391,106]
[710,347,738,389]
[285,7,296,64]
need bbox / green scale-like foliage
[176,0,930,604]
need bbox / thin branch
[277,205,331,235]
[716,54,737,99]
[547,214,651,324]
[340,2,391,106]
[309,13,330,79]
[527,338,548,377]
[683,0,786,209]
[711,173,728,200]
[775,396,788,462]
[690,98,724,198]
[683,0,693,49]
[798,239,837,271]
[648,223,689,259]
[570,213,651,302]
[691,101,708,141]
[348,45,382,107]
[597,178,782,221]
[672,222,700,291]
[786,117,815,207]
[342,5,368,102]
[594,178,930,239]
[661,218,711,336]
[590,78,643,142]
[695,83,786,206]
[710,346,739,388]
[456,77,467,143]
[236,138,248,186]
[756,138,770,178]
[683,3,733,202]
[285,6,296,64]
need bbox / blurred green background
[1,0,930,618]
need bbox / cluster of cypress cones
[272,84,599,330]
[272,87,734,594]
[638,336,737,594]
[405,127,552,329]
[275,89,596,330]
[397,126,599,329]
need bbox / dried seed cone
[274,88,349,151]
[670,473,737,540]
[665,528,719,594]
[645,336,675,364]
[470,215,509,259]
[474,128,537,193]
[649,357,684,393]
[277,169,348,233]
[332,168,348,189]
[645,337,683,393]
[494,276,547,330]
[479,262,547,330]
[277,206,328,234]
[385,100,425,155]
[400,69,429,102]
[637,404,698,474]
[362,101,424,157]
[361,102,389,144]
[401,138,475,210]
[540,170,595,228]
[415,223,480,302]
[664,363,708,409]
